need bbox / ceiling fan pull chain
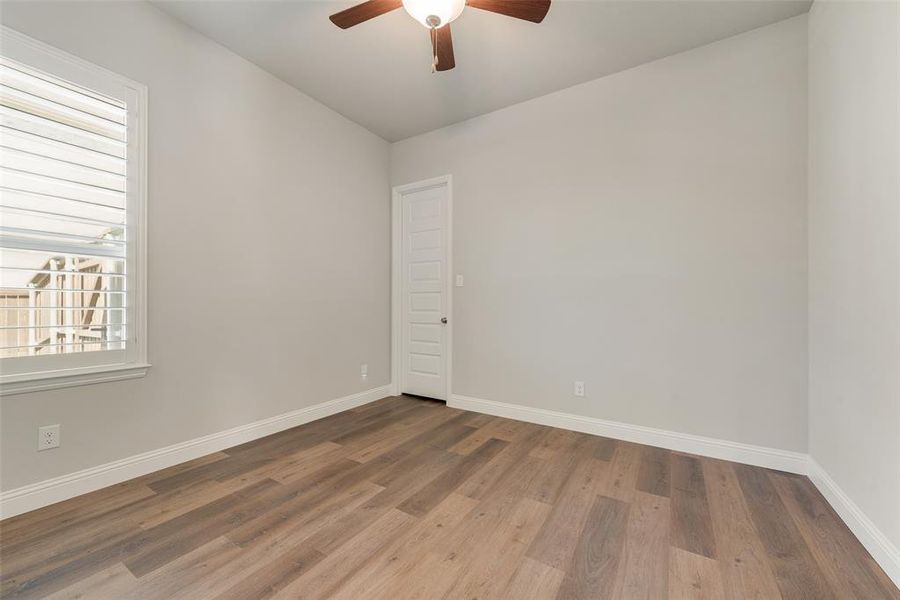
[430,25,438,73]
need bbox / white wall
[808,0,900,554]
[0,1,391,491]
[392,16,809,452]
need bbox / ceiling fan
[329,0,551,72]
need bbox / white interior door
[398,179,450,400]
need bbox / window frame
[0,26,149,395]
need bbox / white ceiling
[154,0,811,141]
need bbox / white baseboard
[449,394,808,474]
[0,384,392,520]
[807,459,900,589]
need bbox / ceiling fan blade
[329,0,402,29]
[432,24,456,71]
[465,0,550,23]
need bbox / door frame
[391,175,453,400]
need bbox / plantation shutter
[0,57,128,358]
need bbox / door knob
[441,317,448,324]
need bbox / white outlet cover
[574,381,585,397]
[361,363,368,377]
[455,274,464,287]
[38,424,60,451]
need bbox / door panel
[401,182,449,400]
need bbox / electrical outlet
[38,424,60,451]
[361,363,368,379]
[574,381,585,397]
[455,274,464,287]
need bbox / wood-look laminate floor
[1,396,898,600]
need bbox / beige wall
[0,5,833,496]
[808,0,900,550]
[0,1,391,491]
[392,16,809,452]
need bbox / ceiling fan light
[402,0,465,28]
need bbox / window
[0,27,148,394]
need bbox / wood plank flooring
[1,395,897,599]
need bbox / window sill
[0,363,151,396]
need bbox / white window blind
[0,57,128,359]
[0,28,147,395]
